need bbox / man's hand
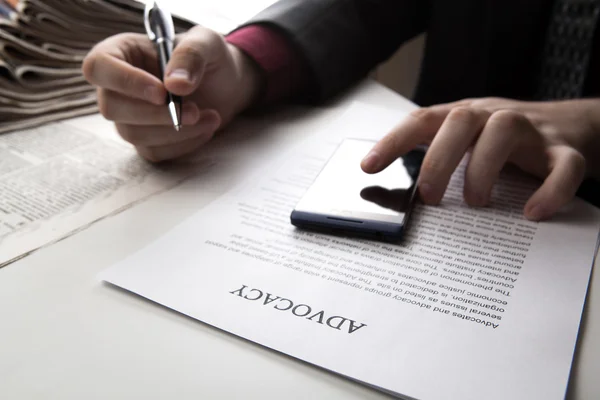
[82,26,263,162]
[361,98,600,221]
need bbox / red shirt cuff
[226,25,305,104]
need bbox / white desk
[0,81,599,400]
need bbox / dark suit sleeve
[243,0,430,102]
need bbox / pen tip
[168,101,182,132]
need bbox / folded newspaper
[0,0,194,134]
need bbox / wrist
[229,43,265,114]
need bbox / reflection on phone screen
[359,186,412,213]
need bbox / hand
[361,98,600,221]
[82,26,263,162]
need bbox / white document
[0,116,205,267]
[101,103,600,400]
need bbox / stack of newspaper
[0,0,192,134]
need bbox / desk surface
[0,81,598,400]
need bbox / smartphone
[290,138,425,242]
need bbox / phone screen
[294,139,424,224]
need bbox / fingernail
[144,86,163,105]
[182,104,199,125]
[361,151,381,171]
[471,191,489,207]
[527,204,545,221]
[419,183,436,204]
[202,113,221,132]
[168,69,191,82]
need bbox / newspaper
[0,115,209,267]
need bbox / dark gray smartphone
[290,138,425,242]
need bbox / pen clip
[143,3,156,42]
[143,1,175,43]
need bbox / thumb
[164,26,224,96]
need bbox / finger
[115,110,221,147]
[361,107,450,173]
[98,89,200,125]
[524,146,586,221]
[83,33,166,105]
[464,110,532,206]
[417,108,489,204]
[164,26,226,96]
[136,131,216,163]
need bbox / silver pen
[144,1,182,131]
